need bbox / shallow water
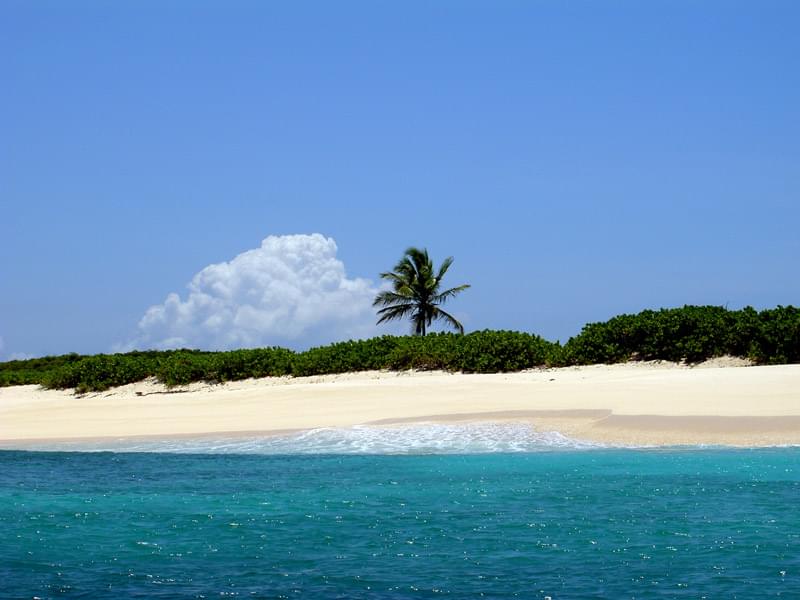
[8,423,607,454]
[1,438,799,598]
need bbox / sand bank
[1,361,799,448]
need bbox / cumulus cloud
[124,234,387,351]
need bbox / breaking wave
[14,423,607,454]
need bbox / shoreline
[1,361,799,449]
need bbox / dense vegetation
[0,353,84,387]
[561,305,800,366]
[1,305,798,393]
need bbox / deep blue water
[1,448,799,599]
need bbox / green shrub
[382,334,452,371]
[292,336,402,376]
[43,352,161,393]
[0,352,83,387]
[561,305,800,366]
[3,304,797,392]
[749,306,800,364]
[155,351,217,387]
[212,348,295,381]
[455,330,555,372]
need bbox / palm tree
[373,247,470,335]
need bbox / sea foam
[14,423,606,454]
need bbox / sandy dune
[1,361,799,447]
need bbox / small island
[2,304,798,448]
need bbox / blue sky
[1,1,798,358]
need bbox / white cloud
[123,234,388,351]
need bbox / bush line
[1,305,798,393]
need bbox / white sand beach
[1,360,799,448]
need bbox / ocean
[1,425,798,599]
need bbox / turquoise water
[1,445,799,598]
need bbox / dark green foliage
[560,305,800,366]
[156,348,295,386]
[0,353,83,387]
[211,348,295,381]
[747,305,800,364]
[386,331,557,373]
[294,332,557,375]
[2,305,798,392]
[42,351,166,394]
[292,337,402,377]
[155,351,218,387]
[385,334,461,371]
[374,247,470,335]
[456,330,557,373]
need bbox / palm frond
[376,303,416,325]
[379,271,410,286]
[374,246,469,335]
[405,248,432,279]
[431,307,465,334]
[435,256,454,283]
[431,284,471,305]
[372,290,414,307]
